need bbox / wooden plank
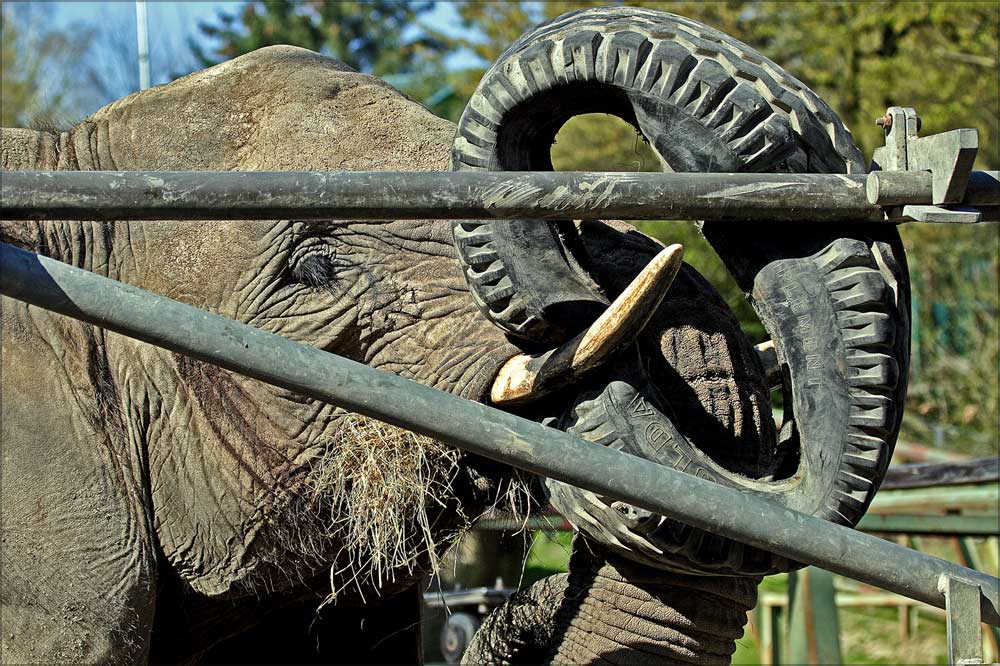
[857,513,999,535]
[882,458,999,490]
[788,567,843,665]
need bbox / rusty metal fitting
[877,113,922,132]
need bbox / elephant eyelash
[288,242,346,290]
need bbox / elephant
[1,7,909,665]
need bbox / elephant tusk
[491,244,685,405]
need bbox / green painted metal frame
[857,514,998,536]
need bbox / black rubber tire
[452,7,910,575]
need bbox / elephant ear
[451,6,909,576]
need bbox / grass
[522,528,573,585]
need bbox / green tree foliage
[191,0,447,78]
[451,1,999,166]
[451,1,998,446]
[0,2,93,127]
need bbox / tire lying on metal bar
[451,7,910,575]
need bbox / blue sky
[43,0,480,77]
[9,1,485,122]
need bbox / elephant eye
[293,253,336,287]
[289,244,344,289]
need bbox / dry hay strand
[306,413,465,600]
[251,411,535,605]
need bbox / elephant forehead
[245,80,454,172]
[136,221,265,310]
[92,45,454,173]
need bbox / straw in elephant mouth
[300,413,532,601]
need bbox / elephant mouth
[456,341,526,404]
[487,244,685,406]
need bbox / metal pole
[867,170,1000,206]
[0,170,884,222]
[2,170,997,223]
[2,241,998,626]
[135,1,151,91]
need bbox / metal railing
[2,169,999,664]
[2,169,998,222]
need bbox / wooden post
[788,567,843,665]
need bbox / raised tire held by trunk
[451,7,909,575]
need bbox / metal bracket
[939,573,985,665]
[899,205,983,224]
[869,106,981,223]
[872,107,921,172]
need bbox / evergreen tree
[1,3,94,127]
[191,0,447,78]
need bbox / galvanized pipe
[4,170,997,222]
[867,170,1000,206]
[1,170,884,221]
[2,241,998,625]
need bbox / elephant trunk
[547,542,759,665]
[465,539,759,665]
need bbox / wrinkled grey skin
[2,46,767,665]
[1,47,519,664]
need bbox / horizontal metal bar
[423,588,512,609]
[3,170,996,223]
[867,170,1000,206]
[856,514,999,536]
[1,170,886,221]
[868,484,999,513]
[2,240,998,626]
[475,516,564,531]
[479,511,1000,537]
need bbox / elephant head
[2,46,529,664]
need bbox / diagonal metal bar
[1,240,998,627]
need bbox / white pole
[135,1,150,90]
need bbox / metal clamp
[869,106,982,223]
[939,573,985,665]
